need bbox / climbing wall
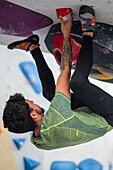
[0,44,60,170]
[1,43,113,170]
[1,0,113,170]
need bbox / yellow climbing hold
[97,66,113,78]
[90,69,113,80]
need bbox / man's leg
[70,34,113,124]
[71,93,86,110]
[8,35,55,102]
[70,6,113,126]
[29,45,55,101]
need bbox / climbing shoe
[7,34,40,51]
[79,5,96,32]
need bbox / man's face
[25,99,44,117]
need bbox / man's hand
[60,15,73,38]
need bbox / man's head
[3,93,44,133]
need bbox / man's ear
[30,111,38,119]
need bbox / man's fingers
[68,15,73,23]
[60,15,73,24]
[70,15,73,21]
[59,16,63,21]
[59,16,65,24]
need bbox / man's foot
[7,34,40,51]
[79,5,96,32]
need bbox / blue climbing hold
[13,138,26,150]
[109,162,112,170]
[23,157,40,170]
[19,62,42,94]
[51,161,77,170]
[79,158,103,170]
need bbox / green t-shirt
[31,92,112,150]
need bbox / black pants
[31,36,113,127]
[31,48,55,101]
[70,35,113,126]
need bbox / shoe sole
[79,5,95,31]
[8,35,39,50]
[79,5,95,17]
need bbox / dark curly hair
[3,93,36,133]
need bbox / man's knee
[43,86,55,102]
[70,76,86,92]
[43,91,54,102]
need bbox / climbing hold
[23,157,40,170]
[19,62,42,94]
[78,158,103,170]
[97,66,113,78]
[51,161,77,170]
[90,69,113,80]
[0,0,53,36]
[12,138,26,150]
[56,8,72,22]
[0,125,2,135]
[53,35,81,65]
[101,47,110,55]
[109,162,112,170]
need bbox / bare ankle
[82,32,93,37]
[29,44,39,52]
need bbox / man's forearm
[55,16,73,98]
[60,37,72,71]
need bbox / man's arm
[55,16,73,99]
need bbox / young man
[3,6,113,150]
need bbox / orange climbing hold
[0,125,2,135]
